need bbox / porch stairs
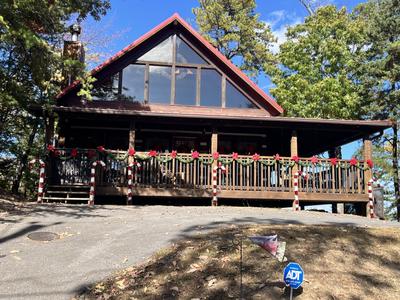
[43,185,90,203]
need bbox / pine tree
[193,0,276,78]
[354,0,400,220]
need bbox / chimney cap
[69,23,81,41]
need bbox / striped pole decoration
[293,170,306,211]
[212,162,226,206]
[89,160,106,206]
[29,159,45,203]
[127,161,141,205]
[368,178,376,218]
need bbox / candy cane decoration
[29,159,45,203]
[212,162,226,206]
[127,161,141,205]
[293,170,307,211]
[368,178,376,218]
[89,160,106,206]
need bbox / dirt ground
[78,224,400,300]
[0,189,31,217]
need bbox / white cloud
[263,10,303,53]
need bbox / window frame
[101,32,260,109]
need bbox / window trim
[98,32,261,109]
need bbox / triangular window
[176,36,208,65]
[138,35,173,63]
[226,80,257,108]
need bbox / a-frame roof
[58,13,283,116]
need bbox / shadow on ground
[78,219,400,300]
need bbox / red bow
[148,150,157,157]
[171,150,177,158]
[366,159,373,168]
[349,157,358,166]
[71,148,78,158]
[191,151,199,159]
[128,148,136,156]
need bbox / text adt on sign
[283,262,304,289]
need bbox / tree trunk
[11,119,39,194]
[392,121,400,222]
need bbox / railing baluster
[50,149,368,200]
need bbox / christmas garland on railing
[45,145,374,171]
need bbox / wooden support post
[129,122,136,164]
[44,114,55,185]
[211,130,218,154]
[129,121,136,149]
[45,114,55,146]
[364,138,373,217]
[291,130,298,170]
[211,130,218,205]
[337,203,345,214]
[291,130,298,209]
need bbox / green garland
[45,146,371,171]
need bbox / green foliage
[271,5,367,119]
[0,0,110,194]
[193,0,277,78]
[77,73,97,101]
[354,0,400,220]
[371,138,399,220]
[354,0,400,121]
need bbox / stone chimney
[63,23,85,85]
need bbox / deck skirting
[96,186,369,202]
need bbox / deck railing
[48,149,369,195]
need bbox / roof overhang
[31,104,391,150]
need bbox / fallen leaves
[81,225,400,300]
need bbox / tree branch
[299,0,315,15]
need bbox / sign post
[283,262,304,300]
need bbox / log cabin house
[31,14,390,216]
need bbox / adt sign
[283,262,304,289]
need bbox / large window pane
[200,69,221,107]
[176,36,207,65]
[121,64,145,102]
[92,73,119,101]
[226,80,256,108]
[149,66,171,104]
[175,67,196,105]
[138,35,173,63]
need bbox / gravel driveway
[0,204,399,300]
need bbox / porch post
[291,130,299,210]
[45,114,55,146]
[290,130,298,159]
[364,138,373,217]
[211,129,218,154]
[44,114,55,186]
[129,122,136,164]
[211,129,218,206]
[127,121,136,205]
[129,121,136,150]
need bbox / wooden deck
[46,149,371,204]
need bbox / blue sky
[83,0,367,158]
